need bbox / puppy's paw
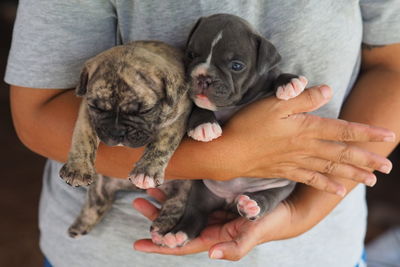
[128,167,164,189]
[276,76,308,100]
[188,122,222,142]
[59,163,96,187]
[151,228,189,248]
[236,194,261,221]
[68,222,91,239]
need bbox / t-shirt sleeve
[4,0,118,89]
[360,0,400,45]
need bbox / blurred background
[1,1,399,266]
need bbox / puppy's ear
[75,66,89,96]
[255,35,281,75]
[185,17,204,48]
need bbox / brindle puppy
[59,41,192,237]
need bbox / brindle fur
[68,174,136,238]
[68,176,192,238]
[59,41,192,237]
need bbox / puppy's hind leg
[68,175,136,238]
[150,180,192,245]
[153,180,225,248]
[236,180,296,220]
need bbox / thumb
[279,85,333,116]
[208,238,255,261]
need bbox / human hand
[223,85,394,196]
[133,188,296,261]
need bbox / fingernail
[210,250,224,259]
[336,187,346,197]
[365,175,377,187]
[383,133,396,142]
[380,165,392,174]
[320,86,332,99]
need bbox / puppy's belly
[203,178,291,204]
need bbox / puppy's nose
[197,75,212,89]
[110,128,126,138]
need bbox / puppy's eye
[138,108,152,115]
[88,104,105,112]
[186,50,199,60]
[230,61,245,72]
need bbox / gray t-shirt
[5,1,400,266]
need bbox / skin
[132,43,400,260]
[10,85,393,194]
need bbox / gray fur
[150,14,299,247]
[151,180,192,235]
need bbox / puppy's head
[185,14,281,110]
[76,42,185,148]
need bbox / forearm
[10,86,234,180]
[279,65,400,239]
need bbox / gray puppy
[151,14,308,248]
[59,41,192,237]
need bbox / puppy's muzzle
[99,126,153,148]
[196,75,212,90]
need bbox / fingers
[209,231,258,261]
[284,168,346,196]
[146,188,167,203]
[278,85,333,116]
[134,239,202,255]
[209,240,252,261]
[134,225,219,255]
[299,157,377,186]
[309,140,392,174]
[132,198,160,221]
[308,116,396,143]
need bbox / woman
[6,0,400,266]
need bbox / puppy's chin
[193,95,217,111]
[98,135,152,148]
[102,138,150,148]
[100,138,123,147]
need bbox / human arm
[10,83,393,194]
[133,43,400,260]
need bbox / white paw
[150,228,164,246]
[276,76,308,100]
[236,195,261,220]
[151,230,189,248]
[129,173,156,189]
[188,122,222,142]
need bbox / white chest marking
[191,31,223,77]
[205,31,223,66]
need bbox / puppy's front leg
[274,74,308,100]
[187,106,222,142]
[60,100,99,186]
[129,114,188,189]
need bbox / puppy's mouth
[193,94,217,111]
[96,127,153,148]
